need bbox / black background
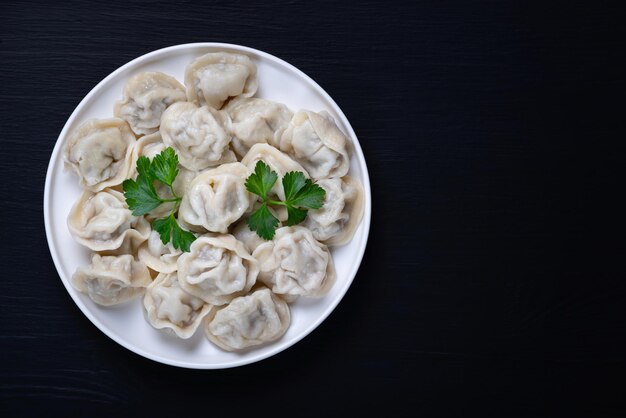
[1,1,624,416]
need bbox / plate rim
[43,42,372,369]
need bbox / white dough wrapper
[279,110,350,179]
[72,254,152,306]
[178,162,253,233]
[160,102,236,171]
[177,234,258,305]
[252,226,335,297]
[138,230,183,274]
[231,221,266,254]
[185,52,257,109]
[224,97,293,157]
[114,71,186,136]
[304,176,364,246]
[63,118,136,191]
[204,288,290,351]
[143,272,212,339]
[67,188,150,252]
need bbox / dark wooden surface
[1,1,624,416]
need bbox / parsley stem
[167,183,180,200]
[161,197,182,203]
[267,199,287,206]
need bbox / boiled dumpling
[279,110,350,179]
[241,143,309,201]
[185,52,257,109]
[224,97,293,157]
[252,226,335,297]
[177,234,258,305]
[114,71,186,136]
[138,230,183,274]
[143,272,212,339]
[204,288,290,351]
[67,188,150,252]
[232,221,266,254]
[160,102,236,171]
[72,254,152,306]
[178,162,253,233]
[130,131,166,163]
[63,118,136,191]
[303,176,364,246]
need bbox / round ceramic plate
[44,43,371,369]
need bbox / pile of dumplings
[62,51,364,352]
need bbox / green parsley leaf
[242,161,327,240]
[150,147,179,187]
[283,172,326,209]
[152,215,173,244]
[282,171,308,201]
[136,156,152,178]
[171,220,196,252]
[153,214,196,252]
[286,206,308,226]
[123,147,198,251]
[122,175,162,216]
[247,203,280,240]
[245,160,278,200]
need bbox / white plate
[43,43,371,369]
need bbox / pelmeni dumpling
[232,221,266,254]
[160,102,236,171]
[143,272,212,339]
[279,110,350,179]
[177,234,258,305]
[224,97,293,156]
[130,132,199,219]
[185,52,257,109]
[67,188,150,252]
[114,71,186,136]
[179,163,253,233]
[241,143,309,201]
[138,230,183,274]
[252,226,335,297]
[72,254,152,306]
[204,288,290,351]
[63,118,136,191]
[304,176,364,246]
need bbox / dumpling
[143,272,212,339]
[303,176,364,246]
[67,188,150,252]
[160,102,236,171]
[131,131,166,162]
[252,226,335,297]
[278,110,350,179]
[232,221,265,254]
[63,118,136,191]
[114,71,186,136]
[178,162,253,233]
[72,254,152,306]
[130,132,199,219]
[204,288,290,351]
[185,52,257,109]
[138,230,183,274]
[241,143,309,201]
[177,234,258,305]
[224,97,293,157]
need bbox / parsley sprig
[245,161,326,240]
[122,147,196,252]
